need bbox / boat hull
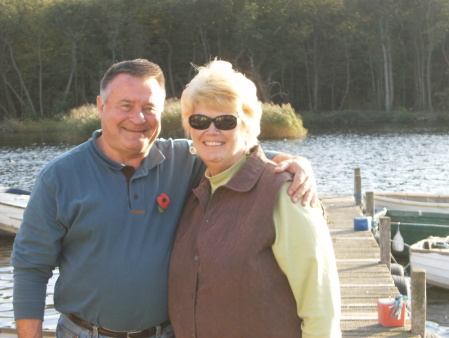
[410,237,449,289]
[374,192,449,214]
[378,210,449,257]
[0,191,28,234]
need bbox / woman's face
[190,102,247,176]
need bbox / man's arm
[16,319,43,338]
[272,184,341,337]
[271,153,317,207]
[11,172,60,332]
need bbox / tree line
[1,0,449,121]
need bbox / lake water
[0,123,449,335]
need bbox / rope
[389,295,407,319]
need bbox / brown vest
[169,146,303,338]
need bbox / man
[11,59,317,338]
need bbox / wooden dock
[321,194,421,337]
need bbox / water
[262,123,449,196]
[1,123,449,335]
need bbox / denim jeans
[56,315,175,338]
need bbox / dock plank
[321,194,420,337]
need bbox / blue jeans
[56,315,175,338]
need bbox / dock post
[366,191,374,216]
[354,168,362,206]
[411,269,426,337]
[379,216,391,271]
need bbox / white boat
[409,236,449,289]
[0,188,29,234]
[374,192,449,214]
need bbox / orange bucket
[377,297,406,327]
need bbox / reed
[1,100,307,140]
[61,104,101,134]
[160,99,185,139]
[160,100,307,140]
[302,108,425,125]
[259,103,307,140]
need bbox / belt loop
[92,325,99,338]
[155,325,162,337]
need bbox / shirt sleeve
[272,182,341,338]
[10,172,63,320]
[263,150,279,160]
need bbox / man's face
[96,74,165,164]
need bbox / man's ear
[96,96,104,119]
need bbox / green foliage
[62,104,101,135]
[160,100,308,140]
[1,0,449,120]
[260,103,307,140]
[0,119,20,133]
[7,118,64,133]
[160,99,185,139]
[302,109,423,126]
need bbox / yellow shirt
[207,155,341,338]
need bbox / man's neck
[95,136,149,169]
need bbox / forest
[1,0,449,121]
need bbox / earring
[189,146,197,155]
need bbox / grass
[0,99,308,140]
[260,103,307,140]
[3,103,447,140]
[301,108,449,125]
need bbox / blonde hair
[181,60,262,147]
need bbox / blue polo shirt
[11,130,206,331]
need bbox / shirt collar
[89,130,166,175]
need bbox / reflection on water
[0,236,14,328]
[261,122,449,196]
[0,123,449,333]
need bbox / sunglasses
[188,114,241,130]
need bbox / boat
[374,192,449,214]
[373,209,449,257]
[0,188,29,234]
[409,236,449,289]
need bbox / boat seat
[422,240,431,249]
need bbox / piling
[354,168,362,206]
[379,216,391,271]
[365,191,374,217]
[411,269,427,337]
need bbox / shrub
[260,103,307,140]
[0,119,20,133]
[302,108,420,125]
[160,99,185,139]
[62,104,100,135]
[0,100,307,140]
[160,100,307,140]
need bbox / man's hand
[273,155,318,207]
[16,319,43,338]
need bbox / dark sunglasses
[189,114,241,130]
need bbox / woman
[168,60,341,337]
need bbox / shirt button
[133,194,139,200]
[194,255,199,260]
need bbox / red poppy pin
[157,193,170,213]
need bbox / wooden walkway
[321,194,421,337]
